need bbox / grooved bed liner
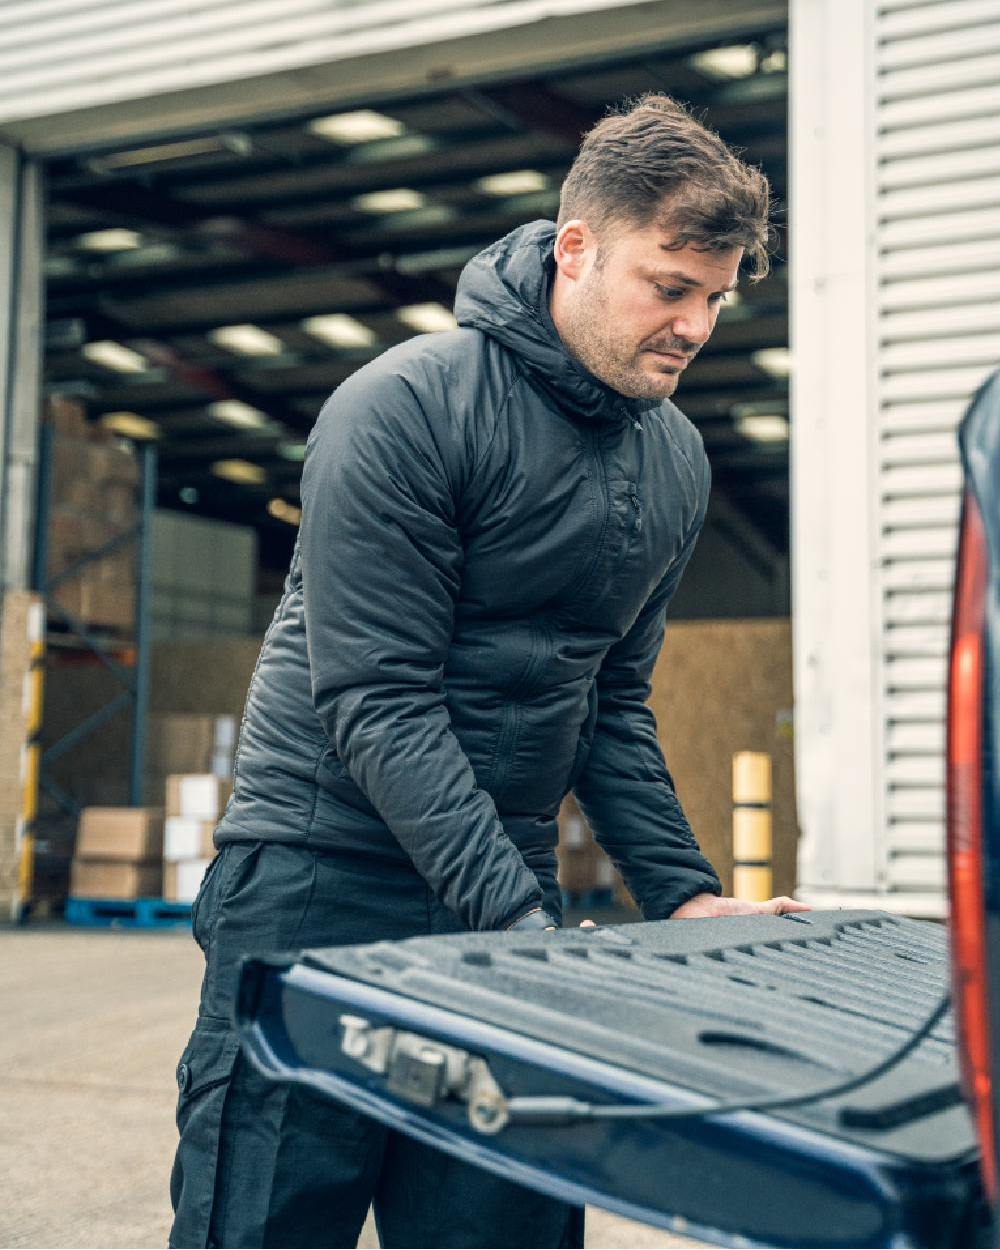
[300,909,969,1158]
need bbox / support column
[0,143,43,593]
[789,0,881,899]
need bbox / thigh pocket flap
[170,1015,241,1248]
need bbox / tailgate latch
[338,1014,509,1131]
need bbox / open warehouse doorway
[1,0,792,916]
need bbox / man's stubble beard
[557,266,678,401]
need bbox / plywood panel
[649,618,797,899]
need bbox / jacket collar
[454,219,661,426]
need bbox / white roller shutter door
[874,0,1000,898]
[0,0,785,154]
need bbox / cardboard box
[164,817,217,862]
[614,874,636,910]
[103,482,138,525]
[163,858,213,903]
[49,574,134,632]
[76,807,164,860]
[51,437,95,511]
[88,442,141,488]
[70,858,162,900]
[595,856,618,889]
[559,805,588,849]
[47,507,93,573]
[45,395,89,439]
[166,774,232,821]
[557,845,600,894]
[0,591,39,916]
[148,715,236,779]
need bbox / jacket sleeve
[299,369,544,932]
[573,450,722,920]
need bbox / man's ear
[552,219,593,280]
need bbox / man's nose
[670,305,713,347]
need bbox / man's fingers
[768,896,812,915]
[578,918,597,928]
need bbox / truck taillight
[947,490,996,1202]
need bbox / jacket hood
[454,219,662,425]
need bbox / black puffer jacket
[216,219,722,930]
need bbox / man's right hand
[670,892,810,920]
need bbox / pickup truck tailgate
[234,910,987,1248]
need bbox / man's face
[550,217,742,400]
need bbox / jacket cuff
[640,873,722,922]
[504,907,557,932]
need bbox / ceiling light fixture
[76,229,143,252]
[476,170,549,197]
[267,497,302,526]
[751,347,793,377]
[82,340,149,373]
[690,45,758,79]
[736,413,790,443]
[209,324,284,356]
[301,314,376,349]
[87,133,250,173]
[396,303,458,334]
[211,459,266,485]
[352,188,426,214]
[99,411,160,440]
[308,110,405,143]
[760,48,788,74]
[345,134,437,163]
[208,400,270,429]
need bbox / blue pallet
[65,895,192,929]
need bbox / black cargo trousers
[169,840,584,1248]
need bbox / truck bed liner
[235,910,988,1248]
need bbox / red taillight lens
[947,490,996,1201]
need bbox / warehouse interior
[43,31,790,614]
[22,17,795,913]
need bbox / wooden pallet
[65,895,192,929]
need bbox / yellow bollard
[732,751,772,902]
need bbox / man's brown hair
[558,93,772,280]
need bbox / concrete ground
[0,928,701,1249]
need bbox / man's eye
[710,292,730,305]
[655,285,686,300]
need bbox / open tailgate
[234,910,988,1248]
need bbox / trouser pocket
[169,1015,240,1248]
[190,852,226,952]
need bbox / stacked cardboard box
[146,713,236,806]
[45,396,139,634]
[556,796,622,899]
[70,808,164,899]
[162,774,231,903]
[0,591,39,915]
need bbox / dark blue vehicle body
[234,372,1000,1248]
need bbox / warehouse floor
[0,928,699,1249]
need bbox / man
[169,93,805,1249]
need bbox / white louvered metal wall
[874,0,1000,898]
